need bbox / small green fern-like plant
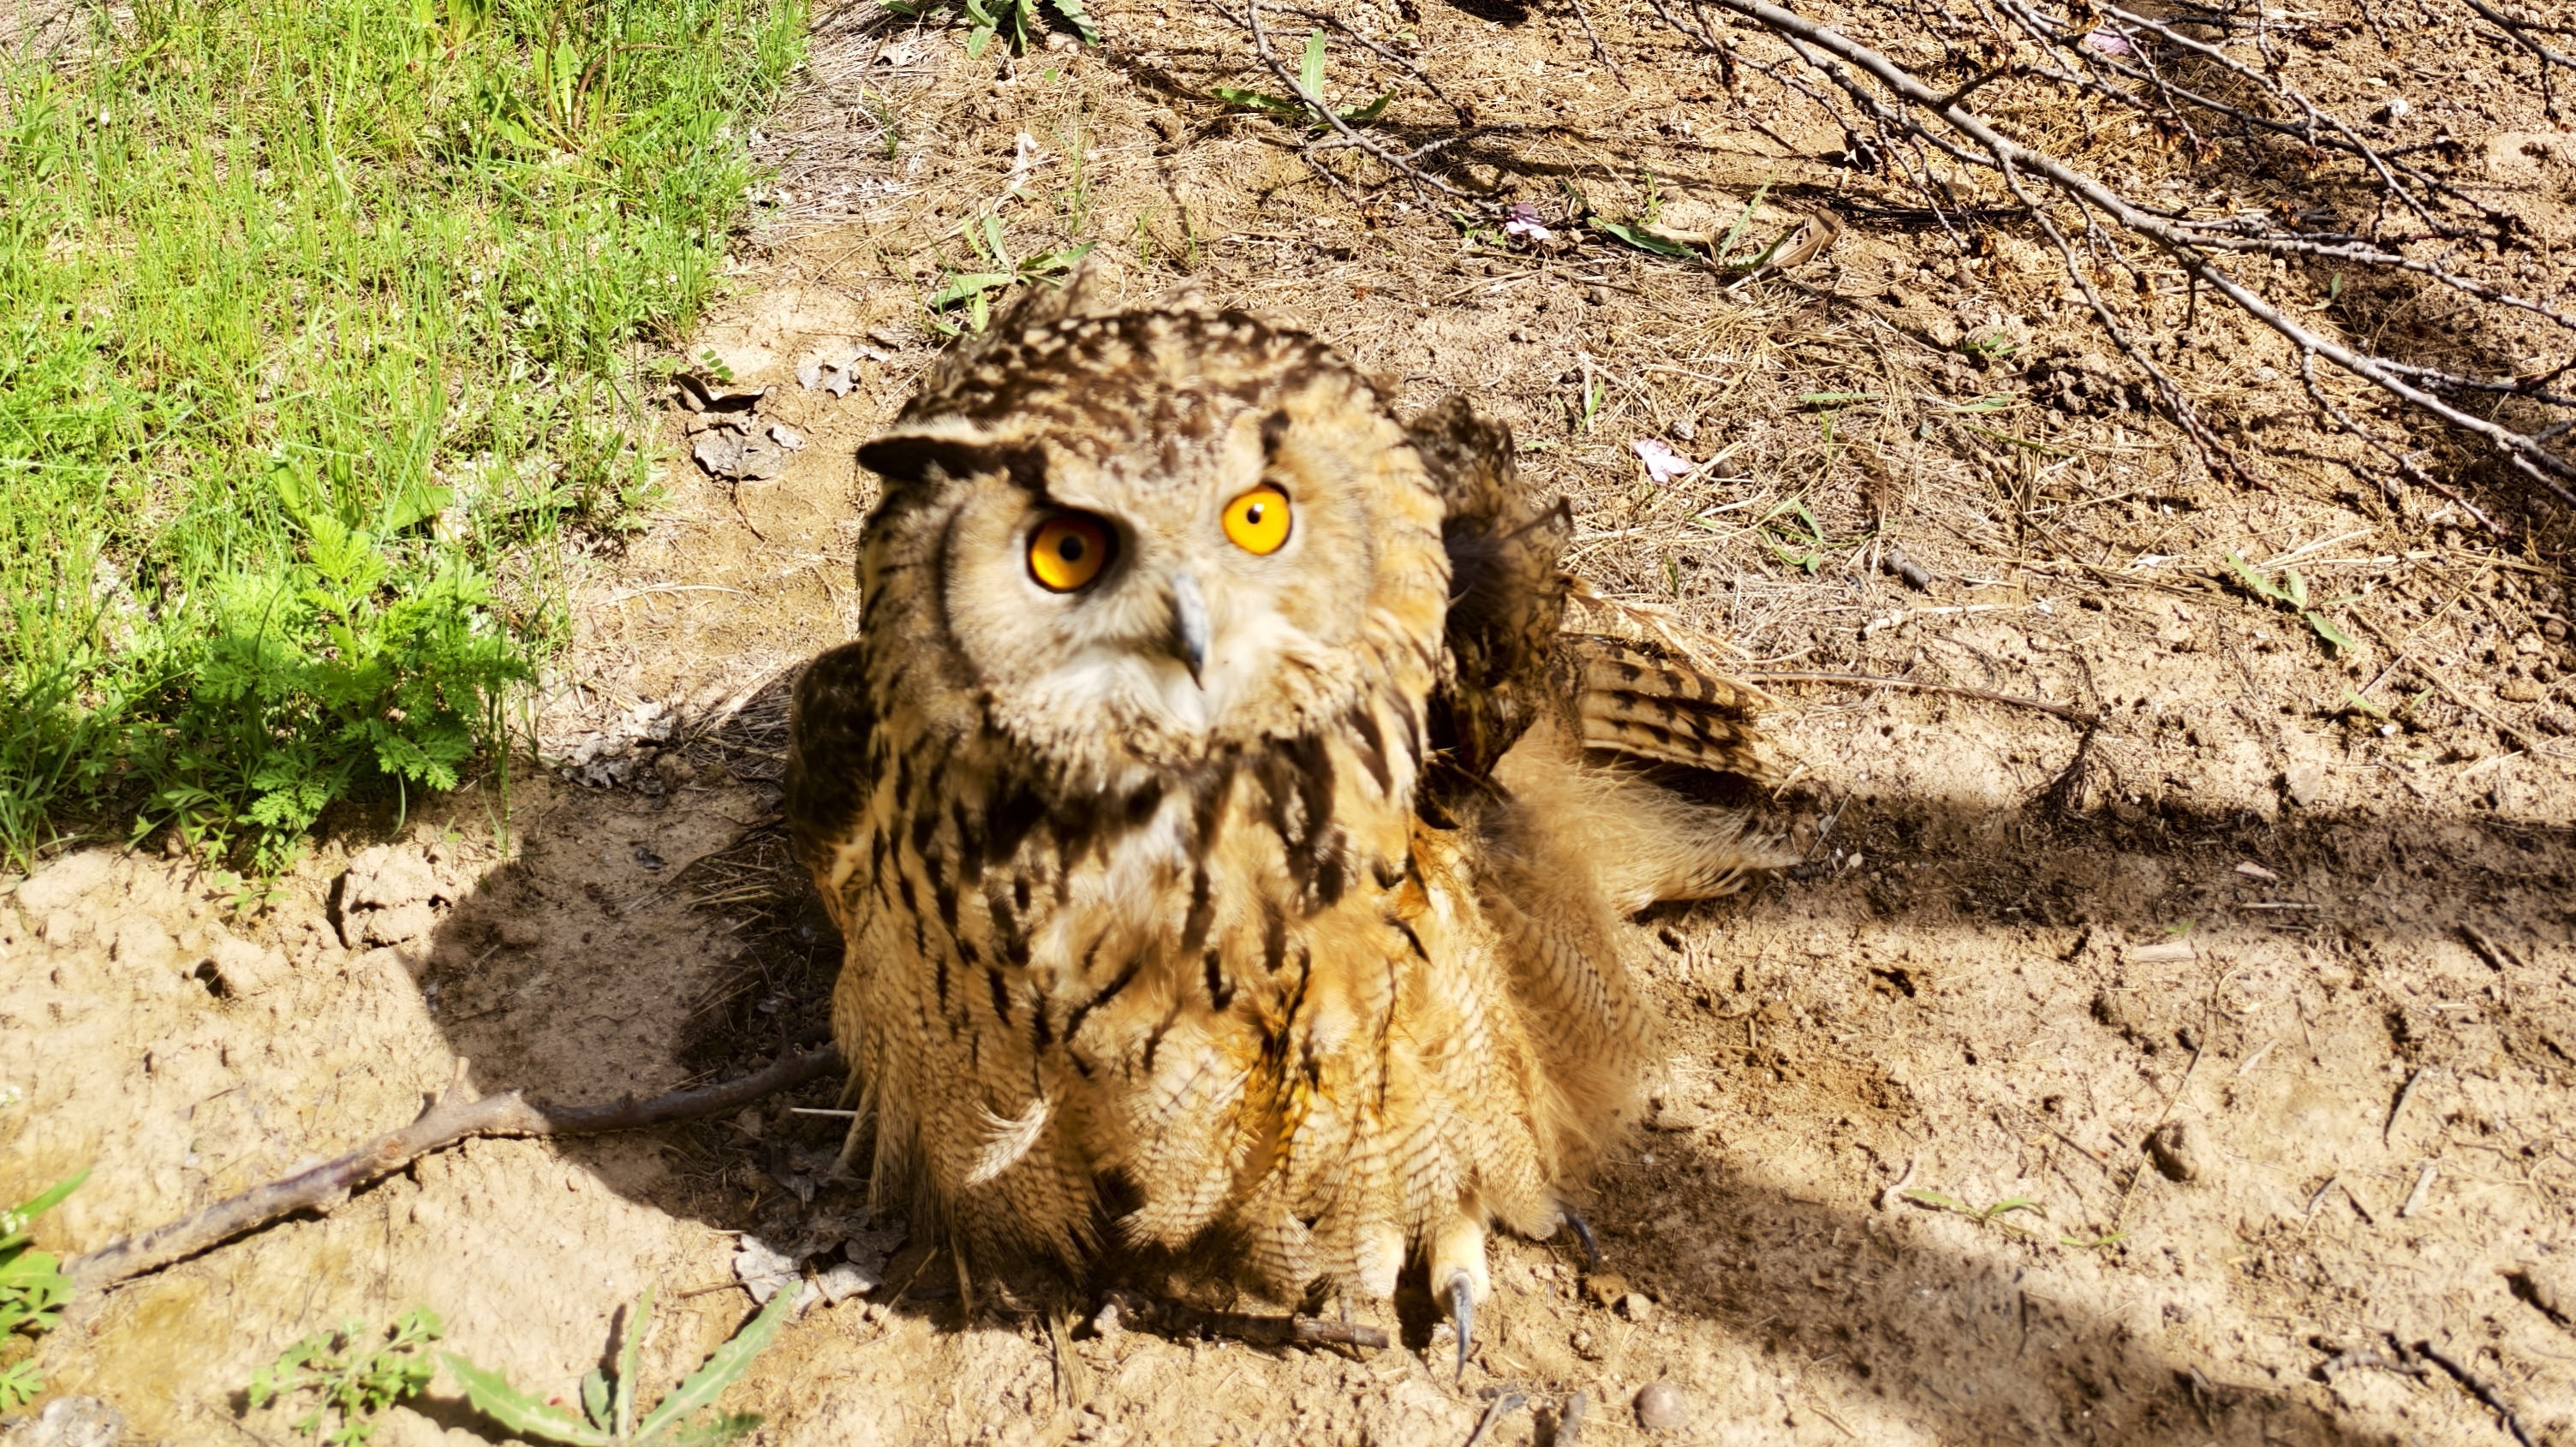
[142,461,528,878]
[246,1307,444,1444]
[444,1285,797,1446]
[0,1170,87,1409]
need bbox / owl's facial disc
[927,419,1373,765]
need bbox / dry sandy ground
[7,0,2576,1443]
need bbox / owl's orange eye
[1221,485,1292,556]
[1028,514,1112,592]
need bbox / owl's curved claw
[1444,1270,1475,1382]
[1559,1203,1602,1272]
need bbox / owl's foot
[1429,1214,1491,1381]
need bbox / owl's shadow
[394,670,850,1234]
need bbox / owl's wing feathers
[783,640,876,924]
[1408,396,1572,814]
[1558,636,1777,792]
[1408,396,1775,805]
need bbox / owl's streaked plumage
[784,278,1786,1347]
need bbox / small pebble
[2146,1119,2202,1182]
[1634,1381,1689,1432]
[1649,1102,1708,1133]
[1617,1292,1654,1322]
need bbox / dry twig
[1647,0,2576,519]
[2400,1336,2540,1447]
[69,1046,843,1291]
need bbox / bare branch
[67,1046,844,1292]
[1673,0,2576,509]
[1239,0,1470,202]
[2457,0,2573,118]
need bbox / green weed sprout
[887,0,1098,57]
[927,214,1094,336]
[2224,551,2362,655]
[246,1307,444,1444]
[1902,1188,2046,1228]
[1214,31,1392,128]
[1901,1188,2124,1248]
[1758,498,1829,575]
[0,1170,86,1408]
[1595,176,1797,277]
[444,1285,797,1446]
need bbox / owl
[784,277,1786,1367]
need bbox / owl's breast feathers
[789,614,1565,1290]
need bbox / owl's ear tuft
[858,433,1047,493]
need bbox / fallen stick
[68,1045,844,1292]
[2403,1337,2538,1447]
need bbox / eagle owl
[784,277,1785,1361]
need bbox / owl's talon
[1443,1270,1476,1382]
[1559,1203,1602,1272]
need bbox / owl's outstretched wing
[1409,397,1776,815]
[1407,396,1571,819]
[1554,636,1776,795]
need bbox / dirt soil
[9,0,2576,1442]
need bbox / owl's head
[854,283,1450,781]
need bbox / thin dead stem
[1669,0,2576,522]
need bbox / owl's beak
[1166,569,1211,688]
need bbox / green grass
[239,1288,793,1444]
[0,0,806,876]
[0,1170,86,1408]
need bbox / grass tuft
[0,1169,86,1409]
[0,0,807,875]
